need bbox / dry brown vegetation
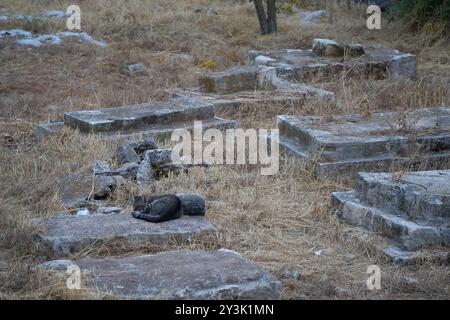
[0,0,449,299]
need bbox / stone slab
[249,44,416,81]
[35,117,236,142]
[277,107,450,178]
[33,214,216,257]
[39,250,281,299]
[64,97,215,133]
[332,191,448,251]
[199,66,258,94]
[341,226,449,265]
[35,122,65,142]
[356,170,450,222]
[58,173,122,210]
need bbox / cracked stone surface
[38,250,282,299]
[332,169,449,264]
[33,214,216,257]
[248,40,416,81]
[58,173,122,209]
[277,107,450,179]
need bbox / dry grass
[0,0,449,299]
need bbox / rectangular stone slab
[356,170,450,222]
[277,107,450,178]
[35,122,64,142]
[33,214,216,257]
[35,117,236,142]
[332,191,448,251]
[199,66,258,94]
[64,97,215,133]
[249,46,416,80]
[39,250,282,299]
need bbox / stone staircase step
[341,226,448,265]
[64,97,215,133]
[35,117,236,142]
[332,191,448,251]
[38,250,282,299]
[356,171,450,221]
[32,213,216,257]
[199,66,257,94]
[277,107,450,179]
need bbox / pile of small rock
[58,137,209,212]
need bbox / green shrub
[390,0,450,31]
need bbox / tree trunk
[253,0,269,34]
[266,0,277,33]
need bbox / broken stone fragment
[116,139,140,164]
[91,160,111,175]
[312,38,344,57]
[127,63,145,74]
[95,206,122,215]
[302,10,329,24]
[136,151,153,186]
[58,173,119,209]
[177,193,206,216]
[75,208,91,216]
[112,162,139,179]
[115,138,158,164]
[46,10,71,18]
[134,137,157,154]
[144,149,183,176]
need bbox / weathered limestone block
[199,66,258,94]
[115,137,158,164]
[38,250,282,299]
[58,173,121,209]
[332,191,448,251]
[249,41,416,80]
[111,162,140,179]
[90,160,111,175]
[277,107,450,179]
[356,171,450,222]
[332,169,449,264]
[144,149,183,175]
[64,97,215,133]
[32,214,216,257]
[136,151,154,186]
[35,122,64,142]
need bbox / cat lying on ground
[132,194,182,223]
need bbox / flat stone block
[332,191,448,251]
[35,117,236,142]
[64,97,215,133]
[278,107,450,178]
[356,170,450,222]
[39,250,282,299]
[33,214,216,257]
[35,122,64,142]
[199,66,258,94]
[249,43,416,81]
